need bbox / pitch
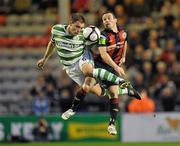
[0,142,180,146]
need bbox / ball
[83,26,100,42]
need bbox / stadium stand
[0,0,180,115]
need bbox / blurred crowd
[71,0,180,113]
[0,0,180,115]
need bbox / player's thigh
[65,64,85,86]
[108,85,119,99]
[81,63,94,76]
[79,50,94,76]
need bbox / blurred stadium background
[0,0,180,145]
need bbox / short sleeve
[51,24,65,42]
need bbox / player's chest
[107,31,127,51]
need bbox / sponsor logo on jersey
[56,41,81,48]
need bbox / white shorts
[65,50,94,86]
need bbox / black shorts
[94,60,118,88]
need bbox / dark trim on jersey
[51,38,55,42]
[62,62,71,66]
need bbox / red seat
[40,36,50,46]
[0,38,8,48]
[6,37,16,47]
[0,15,6,26]
[20,36,30,47]
[26,37,36,47]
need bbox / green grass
[0,142,180,146]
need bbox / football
[83,26,100,42]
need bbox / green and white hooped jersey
[51,24,85,66]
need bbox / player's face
[102,13,117,29]
[69,21,85,35]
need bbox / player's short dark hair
[102,11,116,18]
[70,13,86,24]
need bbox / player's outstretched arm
[37,41,55,70]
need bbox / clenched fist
[36,58,46,70]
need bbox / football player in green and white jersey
[37,13,138,134]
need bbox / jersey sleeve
[98,33,108,47]
[51,24,65,42]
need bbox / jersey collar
[65,25,73,36]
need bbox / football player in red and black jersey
[93,12,141,135]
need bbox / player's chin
[105,24,111,28]
[73,32,79,35]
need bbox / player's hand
[115,66,126,77]
[119,57,126,66]
[37,58,46,70]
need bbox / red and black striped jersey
[95,26,127,64]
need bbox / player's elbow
[101,54,108,61]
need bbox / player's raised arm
[36,40,55,70]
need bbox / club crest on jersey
[82,57,86,61]
[122,32,127,39]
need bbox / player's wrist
[114,65,119,72]
[42,57,48,62]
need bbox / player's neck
[111,25,118,33]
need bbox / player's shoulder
[52,24,67,32]
[100,29,109,39]
[117,25,128,40]
[117,25,127,33]
[101,28,109,34]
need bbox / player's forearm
[101,53,119,70]
[43,41,55,61]
[99,46,119,70]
